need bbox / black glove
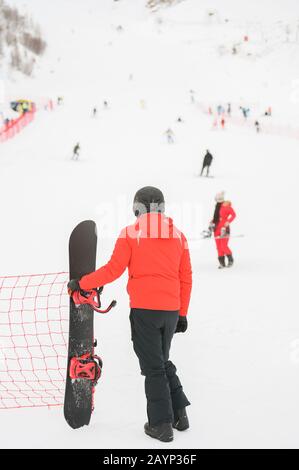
[67,279,80,295]
[175,316,188,333]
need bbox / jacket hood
[132,212,181,240]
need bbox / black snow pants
[200,164,210,176]
[130,308,190,426]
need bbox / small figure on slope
[190,89,195,104]
[240,106,250,119]
[255,120,260,133]
[200,150,213,177]
[264,106,272,116]
[92,107,97,118]
[217,104,224,116]
[209,191,236,269]
[165,128,174,144]
[72,142,80,161]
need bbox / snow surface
[1,0,299,449]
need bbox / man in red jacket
[68,187,192,442]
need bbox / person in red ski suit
[67,186,192,443]
[210,191,236,268]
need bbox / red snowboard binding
[72,287,117,314]
[69,353,103,384]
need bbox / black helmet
[133,186,165,217]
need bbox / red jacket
[214,202,236,236]
[80,213,192,316]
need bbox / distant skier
[264,106,272,116]
[190,89,195,104]
[200,150,213,177]
[72,143,80,161]
[103,100,108,109]
[92,107,97,117]
[217,104,224,116]
[165,128,174,144]
[254,120,260,133]
[209,191,236,268]
[221,117,225,129]
[227,103,231,116]
[240,106,249,119]
[212,117,218,129]
[67,186,192,442]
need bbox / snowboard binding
[72,287,117,314]
[69,353,103,384]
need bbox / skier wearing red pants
[209,191,236,268]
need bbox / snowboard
[189,233,245,242]
[64,220,98,429]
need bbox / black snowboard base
[64,220,97,429]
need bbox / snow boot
[227,254,234,267]
[144,422,174,442]
[218,256,226,269]
[173,408,189,431]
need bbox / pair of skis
[64,221,116,429]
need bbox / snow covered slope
[0,0,299,449]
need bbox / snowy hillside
[1,0,299,449]
[0,0,46,78]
